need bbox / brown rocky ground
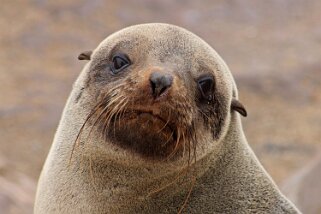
[0,0,320,213]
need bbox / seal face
[76,24,238,161]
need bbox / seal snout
[149,71,173,99]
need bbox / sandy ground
[0,0,320,213]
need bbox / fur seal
[34,23,300,213]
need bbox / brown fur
[35,23,300,213]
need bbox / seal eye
[111,53,131,74]
[198,76,214,101]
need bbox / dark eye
[110,53,131,74]
[198,75,214,101]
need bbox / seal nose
[149,72,173,98]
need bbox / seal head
[75,23,246,162]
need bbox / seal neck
[184,113,293,212]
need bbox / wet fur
[35,23,300,213]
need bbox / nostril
[159,85,167,95]
[150,80,156,95]
[149,72,173,98]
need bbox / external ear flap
[231,98,247,117]
[78,50,92,60]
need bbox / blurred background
[0,0,321,213]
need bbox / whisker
[102,113,111,141]
[85,104,111,143]
[177,176,196,214]
[192,128,197,164]
[181,131,186,159]
[197,109,210,121]
[166,129,181,161]
[118,101,128,129]
[99,96,124,139]
[161,131,174,148]
[102,97,128,141]
[104,110,115,139]
[157,110,172,134]
[147,166,189,197]
[89,155,98,195]
[115,100,129,133]
[68,101,104,167]
[112,97,127,136]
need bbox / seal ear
[78,50,92,60]
[231,98,247,117]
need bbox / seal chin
[107,110,179,159]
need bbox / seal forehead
[97,23,217,62]
[95,24,234,86]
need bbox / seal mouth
[104,108,181,159]
[121,109,177,136]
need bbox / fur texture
[34,23,300,213]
